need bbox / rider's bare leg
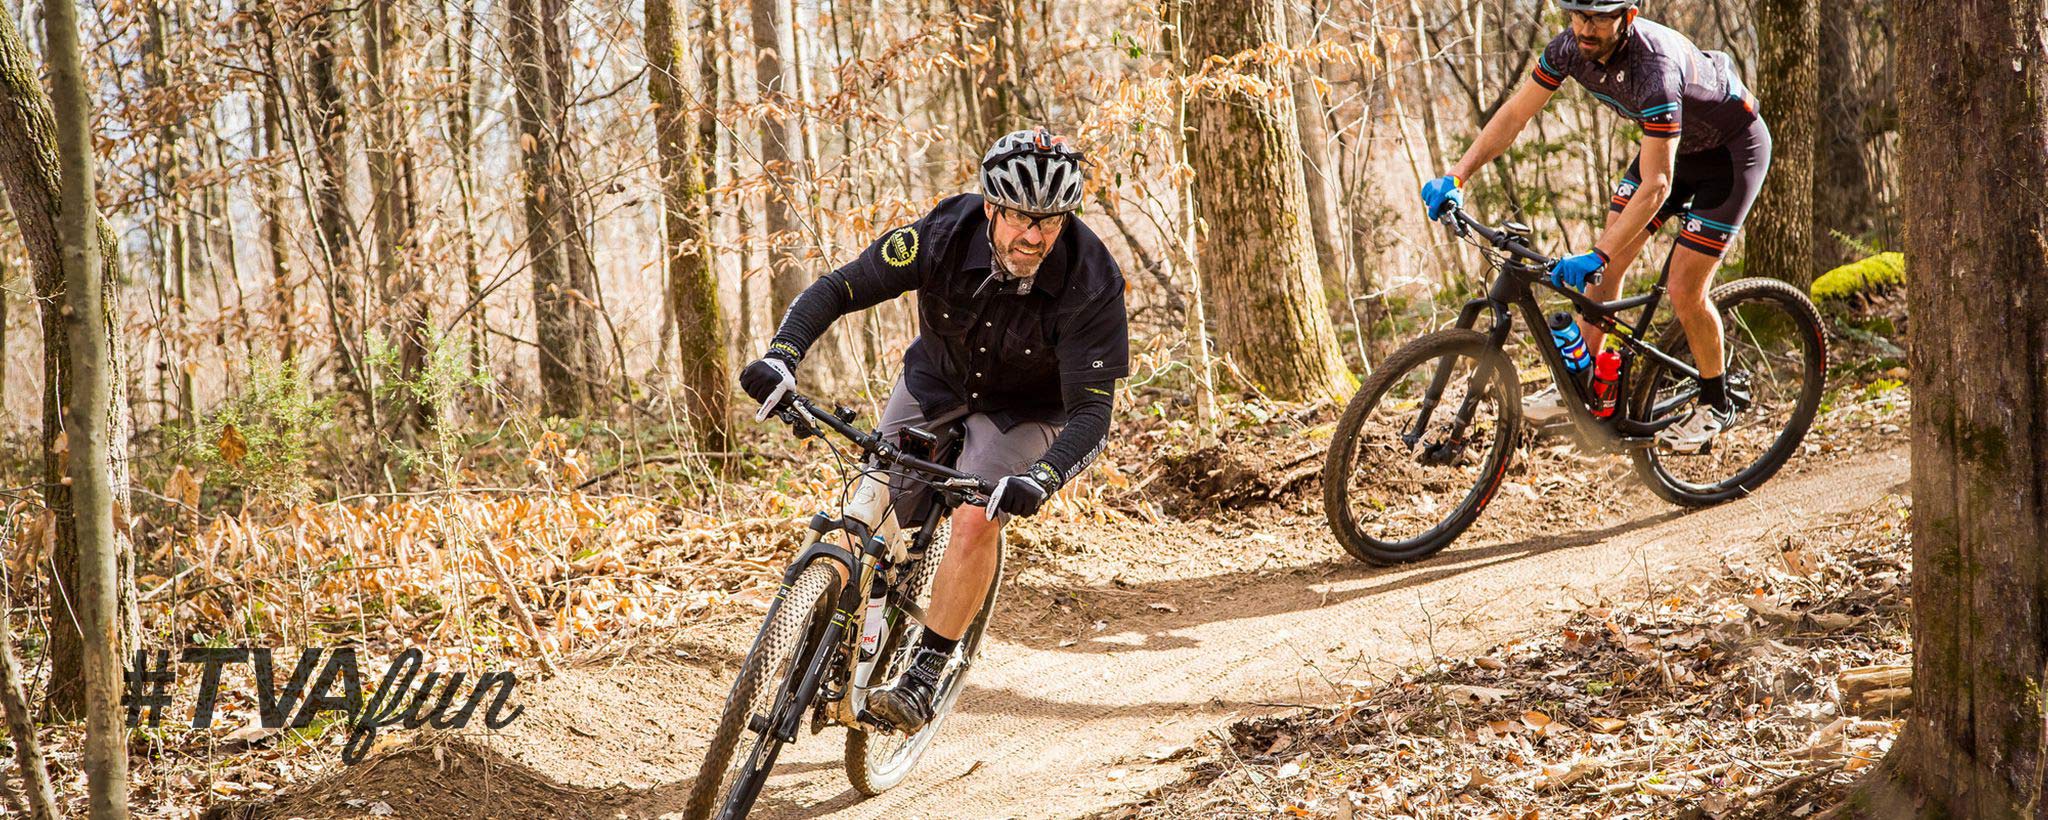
[921,503,1002,640]
[1664,246,1727,380]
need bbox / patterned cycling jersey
[1530,17,1759,153]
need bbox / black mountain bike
[685,392,1000,819]
[1322,205,1827,565]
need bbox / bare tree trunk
[144,0,196,427]
[44,0,130,810]
[753,0,803,322]
[0,248,8,399]
[252,39,294,362]
[1285,0,1351,302]
[962,0,1020,150]
[1842,2,2048,816]
[508,0,596,416]
[0,3,136,725]
[1746,0,1818,286]
[1166,0,1216,425]
[536,0,612,402]
[306,3,372,413]
[365,0,432,429]
[1184,0,1354,403]
[441,0,485,387]
[0,600,58,820]
[649,0,732,450]
[1812,5,1878,268]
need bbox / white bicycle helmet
[979,127,1085,214]
[1556,0,1637,11]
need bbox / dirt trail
[260,445,1907,819]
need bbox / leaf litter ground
[4,378,1909,818]
[1096,489,1913,820]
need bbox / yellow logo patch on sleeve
[881,226,920,268]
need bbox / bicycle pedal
[854,708,901,735]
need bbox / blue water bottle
[1548,312,1591,373]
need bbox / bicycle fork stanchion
[1410,288,1520,456]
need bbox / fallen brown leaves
[1106,495,1912,820]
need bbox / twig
[0,592,61,820]
[475,541,560,679]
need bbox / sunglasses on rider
[993,206,1068,234]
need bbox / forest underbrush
[0,277,1911,817]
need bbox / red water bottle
[1591,351,1622,418]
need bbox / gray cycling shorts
[873,378,1059,524]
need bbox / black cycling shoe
[867,648,948,733]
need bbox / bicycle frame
[716,393,987,815]
[1436,209,1706,453]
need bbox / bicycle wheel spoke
[1636,280,1825,500]
[1325,330,1520,563]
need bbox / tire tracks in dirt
[734,446,1909,818]
[350,446,1905,819]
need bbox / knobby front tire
[685,562,839,820]
[1630,277,1828,506]
[1323,329,1523,566]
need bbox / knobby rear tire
[685,562,839,820]
[1322,329,1523,566]
[1628,277,1828,507]
[845,518,1003,796]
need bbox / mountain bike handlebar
[773,392,997,503]
[1438,206,1606,287]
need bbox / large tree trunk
[1183,0,1353,403]
[1842,1,2048,816]
[43,0,130,811]
[508,0,600,416]
[0,4,136,723]
[1745,0,1818,286]
[1812,5,1879,268]
[649,0,731,450]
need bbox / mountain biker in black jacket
[738,127,1128,732]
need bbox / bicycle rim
[1634,278,1827,503]
[1323,330,1521,564]
[685,562,838,820]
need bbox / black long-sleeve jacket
[765,193,1128,484]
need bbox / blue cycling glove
[1420,174,1464,220]
[1550,248,1610,292]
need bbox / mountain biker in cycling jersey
[1419,0,1771,453]
[739,127,1128,732]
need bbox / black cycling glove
[738,343,802,420]
[986,461,1063,520]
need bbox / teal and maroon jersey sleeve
[1636,57,1685,139]
[1532,32,1577,90]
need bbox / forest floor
[152,375,1912,820]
